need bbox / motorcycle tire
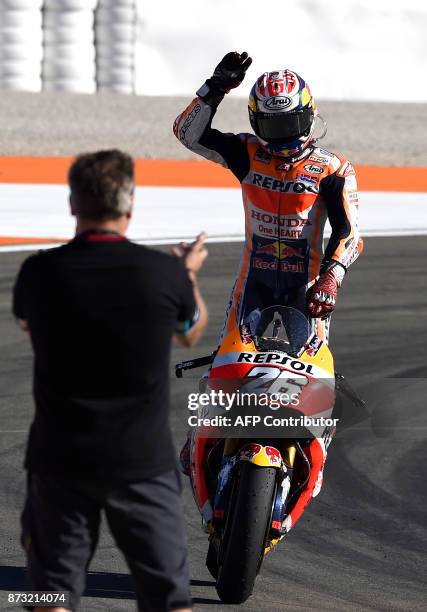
[216,461,276,604]
[206,540,219,580]
[0,1,43,9]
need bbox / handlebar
[175,354,214,378]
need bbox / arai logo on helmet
[264,96,292,111]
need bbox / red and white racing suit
[174,96,363,532]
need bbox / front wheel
[216,461,277,604]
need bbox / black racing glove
[210,51,252,93]
[197,51,252,107]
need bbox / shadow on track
[0,566,136,600]
[0,567,219,603]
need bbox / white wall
[135,0,427,102]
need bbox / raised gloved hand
[306,261,346,318]
[198,51,252,104]
[209,51,252,93]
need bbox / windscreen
[246,305,311,356]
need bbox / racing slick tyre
[0,10,42,29]
[97,67,133,85]
[43,78,96,93]
[0,1,43,9]
[216,462,276,604]
[0,44,43,61]
[44,0,97,10]
[96,6,135,23]
[95,23,136,43]
[98,0,136,7]
[43,59,95,80]
[43,26,93,45]
[96,42,134,57]
[43,9,94,30]
[206,540,219,580]
[0,27,42,45]
[97,83,134,94]
[43,43,95,62]
[1,60,41,78]
[97,55,134,70]
[0,76,42,92]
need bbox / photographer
[13,149,208,612]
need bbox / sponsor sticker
[265,446,282,464]
[317,148,334,158]
[254,147,272,164]
[264,96,292,111]
[252,257,305,273]
[251,172,319,194]
[305,335,323,357]
[308,155,329,164]
[303,163,324,175]
[297,173,317,184]
[338,161,356,177]
[255,240,305,260]
[240,443,262,460]
[346,175,357,190]
[250,207,311,239]
[178,103,201,141]
[276,161,292,171]
[237,352,314,374]
[348,193,359,208]
[240,323,253,345]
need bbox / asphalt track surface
[0,237,426,611]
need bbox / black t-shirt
[13,231,196,481]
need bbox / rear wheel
[216,461,277,604]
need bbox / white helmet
[248,69,319,159]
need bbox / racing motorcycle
[176,305,361,604]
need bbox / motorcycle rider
[174,52,363,534]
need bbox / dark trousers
[21,469,191,611]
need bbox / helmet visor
[250,108,313,143]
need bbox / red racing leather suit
[174,97,363,343]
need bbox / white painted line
[1,184,427,252]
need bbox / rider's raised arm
[173,52,252,183]
[320,158,364,273]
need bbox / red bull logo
[281,244,305,259]
[253,258,305,273]
[240,443,262,460]
[265,446,282,465]
[256,241,305,260]
[256,242,278,256]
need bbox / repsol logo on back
[252,173,318,194]
[238,352,314,373]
